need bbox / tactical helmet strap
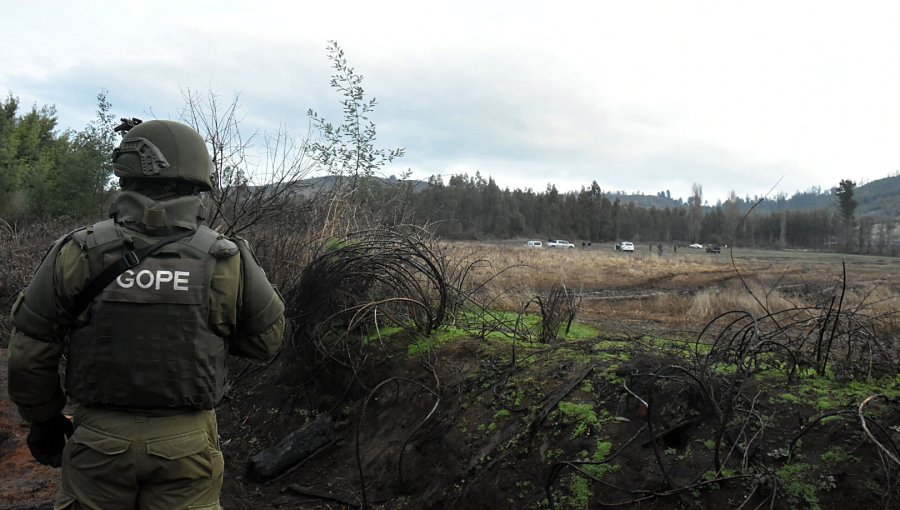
[112,137,171,176]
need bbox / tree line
[2,49,895,257]
[389,172,894,255]
[1,92,117,219]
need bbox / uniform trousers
[57,406,224,510]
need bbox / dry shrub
[686,280,798,322]
[0,218,86,344]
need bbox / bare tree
[178,88,324,290]
[180,88,317,237]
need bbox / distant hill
[607,175,900,219]
[279,173,899,220]
[745,175,900,219]
[855,174,900,218]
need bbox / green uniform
[8,191,285,510]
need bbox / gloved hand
[26,413,74,467]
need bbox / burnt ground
[2,254,899,510]
[211,331,900,510]
[3,326,898,510]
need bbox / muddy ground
[2,252,899,509]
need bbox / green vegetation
[557,401,600,439]
[406,310,600,356]
[820,447,857,465]
[564,474,592,510]
[493,409,512,420]
[582,440,617,479]
[557,441,618,510]
[1,91,117,218]
[776,463,821,510]
[791,371,900,411]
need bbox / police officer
[8,119,286,509]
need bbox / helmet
[112,120,213,192]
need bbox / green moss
[776,463,821,510]
[579,380,594,394]
[814,398,839,411]
[819,415,844,425]
[602,365,623,384]
[821,447,857,464]
[712,363,739,375]
[564,322,599,341]
[582,440,618,479]
[592,340,622,350]
[644,335,710,355]
[363,326,404,343]
[775,393,804,405]
[557,441,618,510]
[557,401,599,438]
[565,475,591,510]
[556,348,593,364]
[593,350,631,363]
[795,373,900,412]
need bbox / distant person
[8,119,286,509]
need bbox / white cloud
[2,0,899,204]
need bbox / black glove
[26,413,74,467]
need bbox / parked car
[615,241,635,252]
[547,239,575,248]
[689,243,704,249]
[706,243,721,253]
[525,240,543,248]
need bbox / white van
[525,240,543,248]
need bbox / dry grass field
[454,242,900,339]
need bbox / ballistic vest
[66,219,231,410]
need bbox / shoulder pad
[210,237,239,259]
[190,226,238,259]
[69,227,89,250]
[66,220,122,252]
[232,236,261,265]
[83,219,121,249]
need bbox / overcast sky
[3,0,899,204]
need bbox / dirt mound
[211,334,899,509]
[3,331,899,509]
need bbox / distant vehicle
[706,243,721,253]
[615,241,635,252]
[525,240,543,248]
[547,239,575,248]
[689,243,703,249]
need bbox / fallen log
[246,415,337,482]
